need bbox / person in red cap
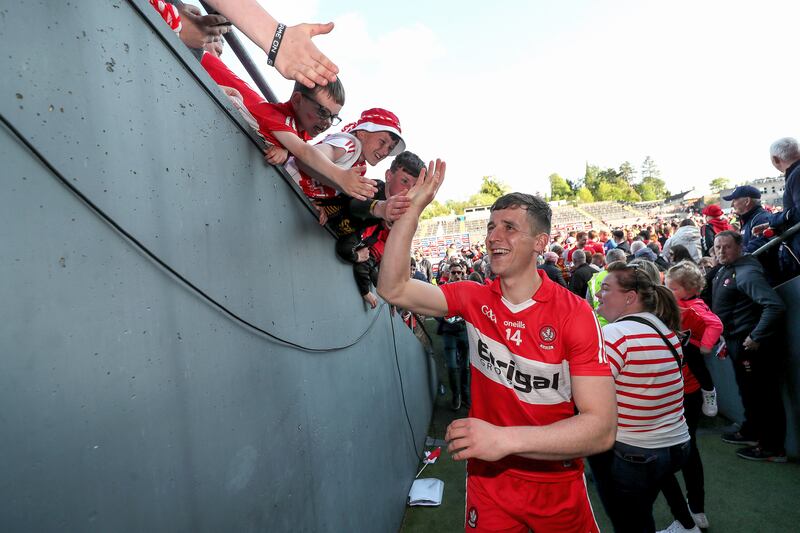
[700,204,732,257]
[199,52,377,201]
[285,107,406,202]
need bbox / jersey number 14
[505,328,522,346]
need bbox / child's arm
[293,144,348,190]
[696,302,724,353]
[272,131,377,201]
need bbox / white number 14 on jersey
[505,328,522,346]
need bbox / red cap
[702,204,723,218]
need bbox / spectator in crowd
[711,231,787,462]
[567,231,590,262]
[666,261,723,417]
[591,252,606,271]
[569,249,595,298]
[610,229,631,256]
[435,262,471,410]
[754,137,800,280]
[586,230,605,254]
[724,186,769,253]
[298,108,405,208]
[587,248,627,326]
[630,240,647,257]
[659,263,720,533]
[700,204,732,257]
[668,244,695,265]
[541,251,568,287]
[648,241,670,271]
[591,261,690,533]
[413,250,433,282]
[410,257,428,282]
[467,271,484,284]
[662,219,702,263]
[379,185,616,533]
[331,152,424,308]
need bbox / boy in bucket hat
[285,107,406,201]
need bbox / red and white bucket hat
[341,108,406,156]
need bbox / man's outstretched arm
[377,160,449,317]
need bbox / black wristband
[266,23,286,67]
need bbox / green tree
[618,161,637,184]
[576,186,595,203]
[420,200,451,220]
[709,177,731,193]
[635,176,669,200]
[641,156,660,180]
[445,199,468,215]
[478,175,510,200]
[467,192,497,208]
[549,173,573,200]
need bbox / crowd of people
[393,138,799,532]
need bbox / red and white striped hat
[341,108,406,156]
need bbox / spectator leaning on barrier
[413,250,433,283]
[753,137,800,281]
[711,231,787,462]
[200,55,377,201]
[331,152,424,308]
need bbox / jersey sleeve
[200,53,265,111]
[439,280,477,319]
[563,300,611,376]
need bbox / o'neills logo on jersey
[478,338,559,393]
[481,305,497,323]
[503,320,526,329]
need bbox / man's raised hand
[277,23,339,89]
[407,159,446,212]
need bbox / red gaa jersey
[440,272,609,481]
[200,53,310,147]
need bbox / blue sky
[197,0,800,201]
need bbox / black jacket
[740,205,771,254]
[541,263,567,287]
[569,263,595,298]
[711,255,784,342]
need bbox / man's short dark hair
[390,151,424,176]
[294,77,346,106]
[679,218,696,228]
[715,230,742,245]
[612,229,625,240]
[588,230,597,240]
[490,193,552,235]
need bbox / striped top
[602,312,690,448]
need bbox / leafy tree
[478,175,510,200]
[635,176,668,200]
[468,192,497,208]
[641,156,660,180]
[618,161,637,184]
[549,173,573,200]
[420,200,451,220]
[576,186,595,203]
[709,177,731,193]
[445,199,468,215]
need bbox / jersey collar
[489,269,555,303]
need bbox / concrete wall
[0,1,432,531]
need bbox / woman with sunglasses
[589,261,692,533]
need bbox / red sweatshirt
[678,296,723,351]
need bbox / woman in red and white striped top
[588,261,692,533]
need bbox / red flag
[424,447,441,464]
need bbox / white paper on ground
[408,478,444,507]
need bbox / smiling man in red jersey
[378,171,616,533]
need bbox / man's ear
[289,91,303,109]
[535,233,550,254]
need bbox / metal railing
[751,219,800,261]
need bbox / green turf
[401,320,800,532]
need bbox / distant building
[719,176,785,209]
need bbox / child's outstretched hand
[337,167,377,201]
